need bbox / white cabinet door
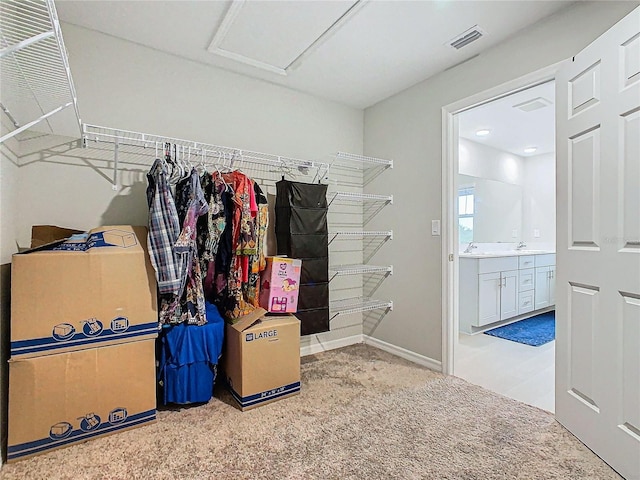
[549,265,556,306]
[478,272,500,326]
[535,266,551,310]
[556,7,640,478]
[500,270,518,320]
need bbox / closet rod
[82,123,331,185]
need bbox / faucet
[463,242,478,254]
[516,241,527,250]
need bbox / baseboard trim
[363,335,442,372]
[300,334,363,357]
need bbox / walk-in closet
[1,1,638,478]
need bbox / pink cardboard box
[259,257,302,313]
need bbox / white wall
[363,1,638,363]
[522,152,556,245]
[12,23,365,355]
[1,113,19,264]
[459,138,524,186]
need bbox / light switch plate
[534,229,540,238]
[431,220,440,236]
[512,229,518,238]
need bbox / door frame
[440,62,563,376]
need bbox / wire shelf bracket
[328,191,393,207]
[330,297,393,321]
[329,264,393,282]
[0,0,82,144]
[329,230,393,245]
[332,151,393,170]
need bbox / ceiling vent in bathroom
[447,25,486,50]
[512,97,553,112]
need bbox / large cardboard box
[7,339,157,462]
[11,225,158,359]
[259,257,302,313]
[224,310,301,411]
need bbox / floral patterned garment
[223,171,257,256]
[219,171,259,322]
[197,173,227,288]
[244,181,269,307]
[170,168,209,325]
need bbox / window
[458,187,474,243]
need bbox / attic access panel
[207,0,360,75]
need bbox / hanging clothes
[211,179,235,310]
[173,168,209,325]
[245,182,268,307]
[197,172,226,276]
[219,171,259,322]
[146,158,183,296]
[147,159,269,324]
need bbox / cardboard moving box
[10,225,158,359]
[29,225,84,249]
[224,309,301,411]
[7,339,157,462]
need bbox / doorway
[454,81,556,412]
[440,68,559,410]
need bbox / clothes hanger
[164,142,175,177]
[217,152,233,193]
[197,147,207,175]
[180,145,191,180]
[169,144,183,184]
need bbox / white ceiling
[458,81,556,157]
[55,0,572,109]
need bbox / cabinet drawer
[518,291,535,315]
[535,254,556,267]
[518,255,535,269]
[518,268,535,291]
[478,256,518,274]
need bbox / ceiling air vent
[512,97,553,112]
[448,25,486,50]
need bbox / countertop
[459,250,555,259]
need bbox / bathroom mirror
[458,174,523,243]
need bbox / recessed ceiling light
[476,129,491,136]
[524,146,538,154]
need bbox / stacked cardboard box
[7,226,158,462]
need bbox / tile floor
[455,332,555,413]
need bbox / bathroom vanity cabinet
[459,253,556,334]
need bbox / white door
[556,7,640,479]
[500,270,518,320]
[534,266,550,310]
[478,272,500,325]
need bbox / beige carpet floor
[0,344,620,479]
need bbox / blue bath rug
[484,311,555,346]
